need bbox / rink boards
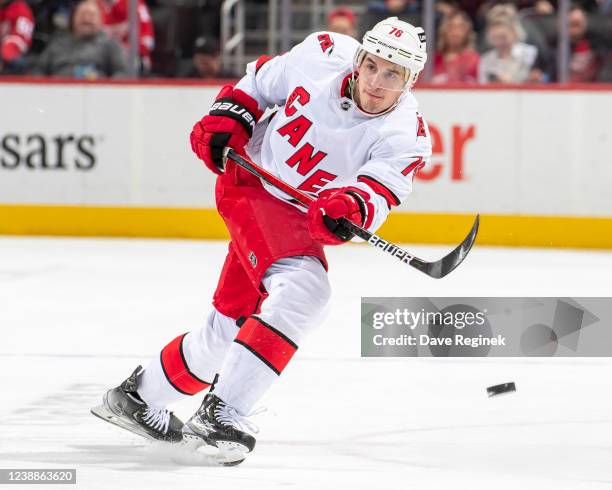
[1,79,611,248]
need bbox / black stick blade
[411,215,480,279]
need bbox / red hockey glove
[190,86,263,174]
[308,188,368,245]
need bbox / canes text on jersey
[277,86,336,193]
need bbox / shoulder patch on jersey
[317,33,334,55]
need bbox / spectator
[436,0,459,21]
[0,0,34,74]
[96,0,155,73]
[177,36,234,79]
[327,6,357,38]
[366,0,421,28]
[479,18,545,82]
[432,11,480,83]
[531,0,555,14]
[486,3,553,76]
[362,0,422,39]
[380,0,420,15]
[486,3,528,40]
[32,0,127,79]
[566,5,604,82]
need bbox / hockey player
[96,0,155,72]
[92,17,432,465]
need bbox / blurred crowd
[340,0,612,82]
[0,0,610,82]
[0,0,226,79]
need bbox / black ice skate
[91,366,184,443]
[182,394,257,466]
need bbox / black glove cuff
[209,98,257,137]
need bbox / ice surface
[1,237,611,489]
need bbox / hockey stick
[223,148,479,279]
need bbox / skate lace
[214,404,266,435]
[142,407,171,434]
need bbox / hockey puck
[486,382,516,397]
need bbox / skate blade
[91,401,157,442]
[180,432,248,466]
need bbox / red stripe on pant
[234,317,298,375]
[160,333,211,395]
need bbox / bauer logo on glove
[209,101,257,132]
[190,85,263,175]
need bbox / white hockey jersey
[237,31,432,233]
